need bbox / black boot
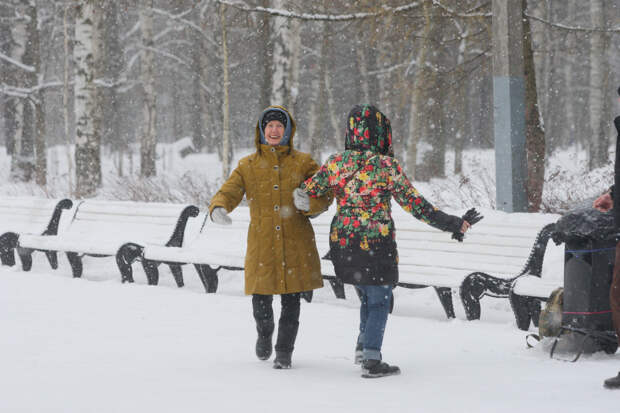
[604,372,620,389]
[361,359,401,378]
[256,334,273,361]
[354,343,363,365]
[253,295,274,361]
[273,351,292,369]
[255,319,274,360]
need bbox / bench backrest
[180,205,560,284]
[67,200,199,246]
[0,197,72,236]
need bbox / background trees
[0,0,618,209]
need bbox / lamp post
[492,0,527,212]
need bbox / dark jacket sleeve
[388,158,463,233]
[427,210,464,234]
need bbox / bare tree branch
[0,51,36,72]
[151,7,219,48]
[431,0,491,18]
[526,13,620,33]
[214,0,423,21]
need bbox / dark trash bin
[551,208,618,356]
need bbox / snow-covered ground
[1,143,618,412]
[1,210,618,413]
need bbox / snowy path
[1,251,618,413]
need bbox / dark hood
[344,104,393,156]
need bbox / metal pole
[492,0,527,212]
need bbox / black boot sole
[361,368,401,378]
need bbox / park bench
[139,204,560,320]
[0,197,72,270]
[18,200,199,280]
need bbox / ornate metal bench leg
[508,292,540,331]
[168,264,184,288]
[66,252,83,278]
[45,251,58,269]
[328,277,346,299]
[434,287,455,319]
[195,264,219,293]
[116,243,144,283]
[16,247,33,271]
[142,259,160,285]
[530,299,542,327]
[0,232,17,266]
[301,290,313,303]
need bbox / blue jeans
[355,285,392,361]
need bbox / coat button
[276,225,281,231]
[274,205,280,211]
[273,185,279,190]
[270,147,276,152]
[274,165,279,170]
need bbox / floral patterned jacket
[302,105,462,259]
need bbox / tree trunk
[102,0,125,176]
[139,0,157,178]
[587,0,607,170]
[74,0,101,197]
[426,71,446,179]
[258,0,271,110]
[199,7,216,152]
[308,71,320,161]
[63,1,74,193]
[270,0,291,107]
[288,17,301,117]
[8,3,33,182]
[220,2,231,179]
[406,1,432,180]
[453,20,469,175]
[563,0,576,148]
[190,30,204,151]
[25,3,46,186]
[356,47,370,103]
[523,0,545,212]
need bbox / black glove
[452,208,483,242]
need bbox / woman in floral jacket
[295,104,470,378]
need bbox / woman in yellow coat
[209,106,332,369]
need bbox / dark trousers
[611,244,620,344]
[252,293,300,353]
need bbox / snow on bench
[18,200,199,280]
[0,197,72,270]
[143,204,560,320]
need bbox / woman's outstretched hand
[452,208,483,242]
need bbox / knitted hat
[261,110,287,131]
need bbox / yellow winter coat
[209,106,332,295]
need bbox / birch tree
[74,0,101,197]
[139,0,157,177]
[269,0,291,107]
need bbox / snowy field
[1,143,618,412]
[1,210,619,413]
